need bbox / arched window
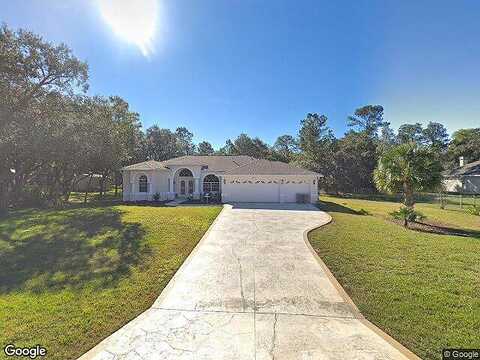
[203,174,220,193]
[139,175,148,193]
[178,168,193,177]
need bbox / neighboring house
[73,174,111,192]
[443,157,480,194]
[121,155,321,203]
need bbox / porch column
[194,177,200,199]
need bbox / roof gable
[122,160,166,171]
[224,159,320,176]
[160,155,255,171]
[446,159,480,177]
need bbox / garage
[280,182,311,203]
[223,182,280,202]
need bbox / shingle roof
[224,159,321,176]
[122,160,167,171]
[446,159,480,177]
[160,155,256,172]
[122,156,320,176]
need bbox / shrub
[466,205,480,216]
[390,206,425,227]
[153,193,161,202]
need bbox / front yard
[309,196,480,360]
[0,204,221,360]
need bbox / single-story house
[121,155,321,203]
[73,174,111,192]
[443,157,480,194]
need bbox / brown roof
[122,160,167,171]
[224,159,320,176]
[446,159,480,177]
[123,156,320,176]
[160,155,256,172]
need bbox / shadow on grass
[317,200,370,215]
[0,206,149,294]
[411,221,480,238]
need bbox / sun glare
[97,0,158,57]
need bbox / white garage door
[224,183,279,202]
[280,183,311,203]
[224,181,312,203]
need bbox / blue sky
[3,1,480,148]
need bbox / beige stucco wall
[122,169,172,201]
[222,175,319,203]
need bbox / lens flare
[98,0,158,56]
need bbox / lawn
[309,196,480,360]
[0,203,221,360]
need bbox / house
[443,157,480,194]
[121,155,321,203]
[73,174,111,192]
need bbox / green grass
[0,204,221,360]
[309,196,480,359]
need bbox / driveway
[80,204,416,360]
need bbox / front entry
[176,168,195,198]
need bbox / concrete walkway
[80,204,417,360]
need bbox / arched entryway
[175,168,194,197]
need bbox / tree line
[1,24,479,211]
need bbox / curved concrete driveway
[80,204,416,360]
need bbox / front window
[203,174,220,193]
[178,168,193,177]
[139,175,148,193]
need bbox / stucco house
[443,157,480,194]
[121,155,321,203]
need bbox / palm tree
[374,142,442,226]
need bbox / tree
[219,134,270,158]
[347,105,387,137]
[446,128,480,168]
[218,139,235,155]
[273,135,298,162]
[0,24,88,130]
[378,123,397,154]
[334,131,378,193]
[397,123,425,144]
[0,24,88,212]
[197,141,214,155]
[297,113,337,190]
[422,122,449,150]
[374,143,442,226]
[144,126,178,161]
[175,127,195,155]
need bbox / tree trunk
[403,182,414,208]
[0,181,9,214]
[0,165,13,214]
[84,175,93,204]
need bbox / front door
[188,180,194,194]
[180,180,186,195]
